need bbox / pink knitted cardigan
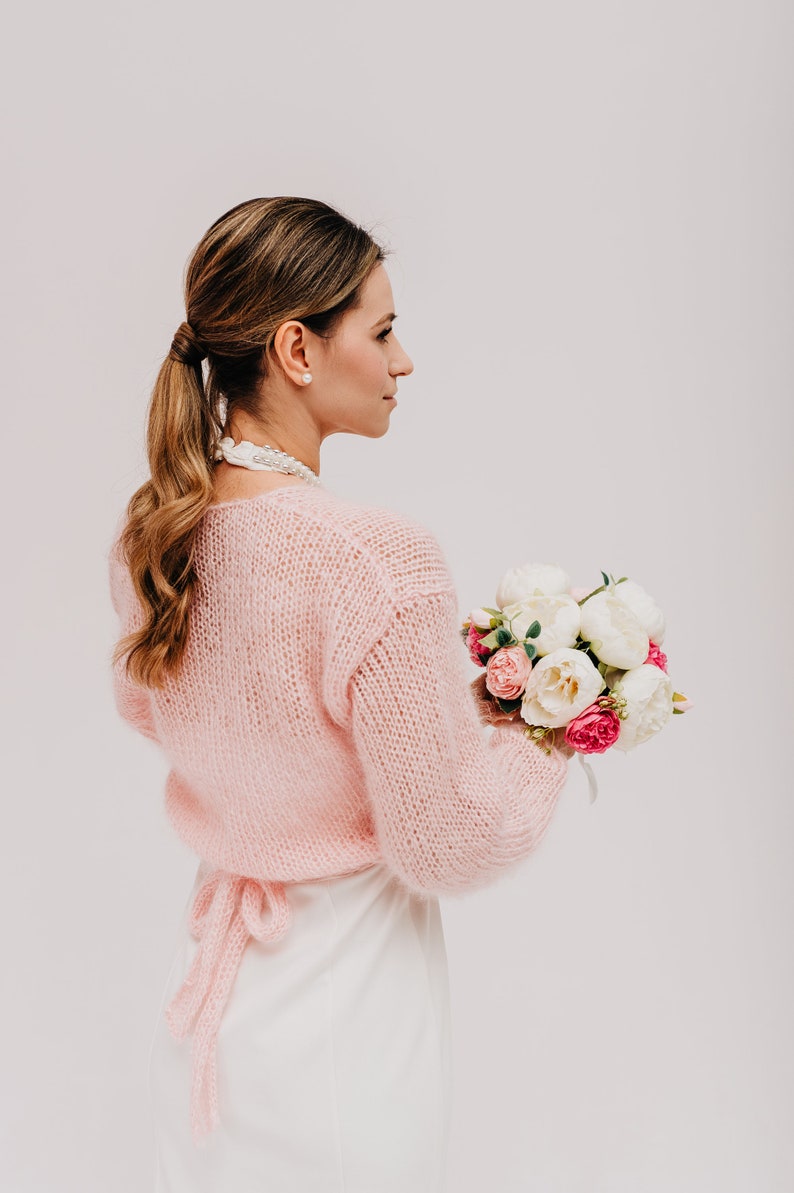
[108,482,570,1144]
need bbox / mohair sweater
[108,482,570,1143]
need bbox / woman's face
[310,263,414,438]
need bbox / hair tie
[169,321,207,366]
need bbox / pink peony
[485,644,533,699]
[564,703,622,754]
[645,641,669,673]
[466,623,493,667]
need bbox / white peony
[496,562,570,608]
[502,594,581,657]
[612,664,674,751]
[520,647,605,728]
[612,579,666,645]
[579,591,649,669]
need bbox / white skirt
[147,859,453,1192]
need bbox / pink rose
[466,623,493,667]
[564,703,622,754]
[485,644,532,699]
[645,641,669,672]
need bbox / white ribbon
[577,751,599,804]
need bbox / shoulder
[201,485,455,606]
[316,490,454,603]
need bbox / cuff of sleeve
[489,721,574,763]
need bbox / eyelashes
[377,327,393,341]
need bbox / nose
[389,334,414,378]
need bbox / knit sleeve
[348,586,570,897]
[107,539,160,745]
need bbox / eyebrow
[371,312,397,328]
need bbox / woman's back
[112,484,448,880]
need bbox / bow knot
[165,866,291,1143]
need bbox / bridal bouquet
[461,564,691,761]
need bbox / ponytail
[112,325,223,688]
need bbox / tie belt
[165,867,292,1144]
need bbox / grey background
[3,1,792,1189]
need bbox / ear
[272,320,312,386]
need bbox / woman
[108,196,572,1192]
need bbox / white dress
[147,858,453,1192]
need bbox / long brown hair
[112,196,386,689]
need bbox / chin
[359,410,394,439]
[333,405,395,439]
[361,422,391,440]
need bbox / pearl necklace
[213,437,322,487]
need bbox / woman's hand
[469,672,576,757]
[469,672,520,727]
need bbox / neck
[225,411,321,477]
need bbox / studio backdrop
[2,2,792,1190]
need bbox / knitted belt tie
[164,867,291,1144]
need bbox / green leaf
[478,630,501,649]
[601,570,610,587]
[495,627,513,646]
[481,606,502,616]
[525,620,541,639]
[523,642,536,660]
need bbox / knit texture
[108,482,570,1143]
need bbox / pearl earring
[301,372,313,384]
